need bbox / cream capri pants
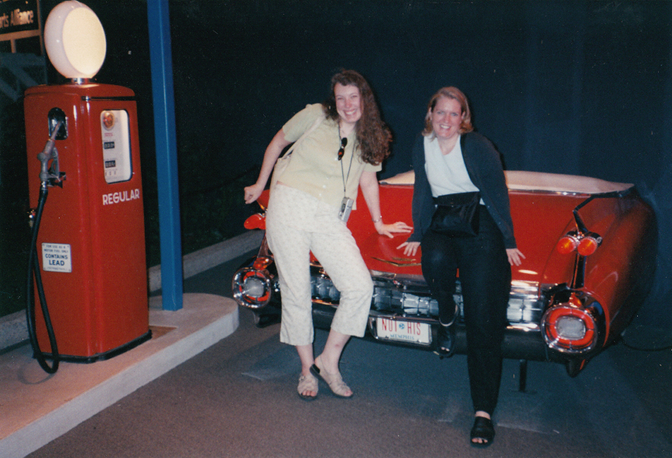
[265,184,373,346]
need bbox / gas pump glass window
[101,110,132,183]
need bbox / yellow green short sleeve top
[278,103,381,208]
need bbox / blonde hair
[422,87,474,137]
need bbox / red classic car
[232,170,657,378]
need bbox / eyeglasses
[338,137,348,160]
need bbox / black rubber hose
[26,184,60,374]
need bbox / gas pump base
[36,331,152,364]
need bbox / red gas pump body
[24,83,150,362]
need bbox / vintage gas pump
[24,1,150,371]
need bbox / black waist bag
[430,192,480,237]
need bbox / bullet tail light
[253,256,273,271]
[232,267,273,309]
[556,235,579,255]
[577,235,601,256]
[244,213,266,230]
[541,303,599,353]
[556,232,602,256]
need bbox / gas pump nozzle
[37,121,66,187]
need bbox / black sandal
[470,416,495,448]
[434,325,455,356]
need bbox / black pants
[421,206,511,415]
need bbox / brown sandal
[310,356,353,398]
[297,373,318,401]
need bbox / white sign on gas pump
[41,243,72,273]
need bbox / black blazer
[406,132,517,249]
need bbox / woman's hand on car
[375,221,413,238]
[397,241,421,257]
[506,248,525,266]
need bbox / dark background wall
[3,0,670,325]
[82,1,672,181]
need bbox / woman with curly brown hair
[245,69,411,400]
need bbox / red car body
[233,171,657,376]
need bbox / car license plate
[376,318,431,345]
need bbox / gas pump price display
[100,109,132,184]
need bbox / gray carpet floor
[27,252,672,458]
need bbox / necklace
[338,125,354,195]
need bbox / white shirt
[424,135,480,198]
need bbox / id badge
[338,197,354,222]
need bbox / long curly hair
[323,70,392,165]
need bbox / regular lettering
[102,188,141,206]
